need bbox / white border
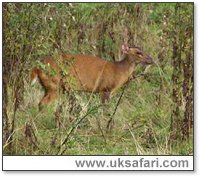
[0,0,198,176]
[3,156,193,171]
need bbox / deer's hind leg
[37,71,61,111]
[38,74,60,111]
[39,90,59,111]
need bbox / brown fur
[30,45,153,110]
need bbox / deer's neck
[116,54,135,76]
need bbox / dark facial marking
[136,51,143,56]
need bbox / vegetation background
[3,2,193,155]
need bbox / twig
[96,116,107,145]
[106,65,154,132]
[127,124,145,155]
[106,83,128,132]
[57,104,102,155]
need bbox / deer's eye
[136,51,143,55]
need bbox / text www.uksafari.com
[75,157,189,170]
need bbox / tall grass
[3,3,193,155]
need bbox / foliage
[3,2,193,155]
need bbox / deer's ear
[122,44,130,53]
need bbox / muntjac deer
[31,44,153,110]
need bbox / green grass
[5,65,192,156]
